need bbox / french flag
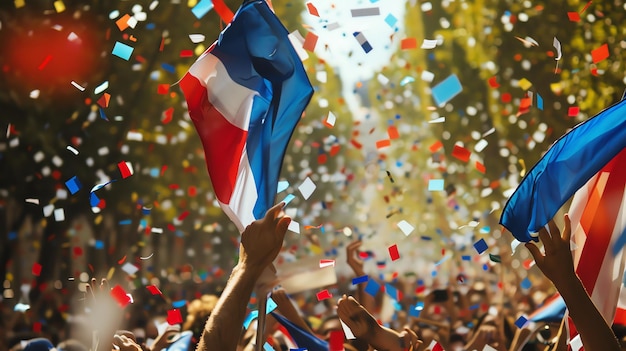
[528,293,566,323]
[569,148,626,324]
[180,0,313,232]
[427,339,445,351]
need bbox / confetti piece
[212,0,234,23]
[167,309,183,325]
[421,70,435,82]
[157,84,170,94]
[277,180,289,193]
[116,14,132,31]
[147,285,162,295]
[428,179,444,191]
[121,262,139,275]
[352,275,368,285]
[38,55,52,70]
[397,220,414,236]
[483,345,498,351]
[282,193,296,205]
[15,0,25,8]
[298,177,316,200]
[319,259,335,268]
[514,315,528,328]
[118,161,134,178]
[340,319,356,340]
[473,238,488,255]
[288,220,300,234]
[401,38,417,50]
[428,116,445,124]
[189,34,206,43]
[376,139,390,149]
[489,254,501,263]
[353,32,372,53]
[429,140,443,153]
[388,244,400,261]
[110,285,131,308]
[306,2,319,16]
[521,277,532,289]
[71,81,85,91]
[567,11,581,22]
[421,39,438,49]
[324,111,336,128]
[25,198,39,205]
[452,144,471,162]
[112,41,134,60]
[288,30,309,61]
[350,7,380,17]
[570,335,583,351]
[303,32,318,52]
[32,263,42,276]
[54,208,65,222]
[432,74,462,106]
[384,13,398,27]
[65,176,82,195]
[518,78,532,90]
[568,106,579,117]
[553,37,562,60]
[191,0,214,19]
[97,93,111,108]
[316,289,332,301]
[400,76,415,86]
[364,278,380,297]
[591,43,609,64]
[329,330,344,351]
[488,76,499,88]
[243,310,258,329]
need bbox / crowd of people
[2,203,625,351]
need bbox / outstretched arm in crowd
[525,215,620,351]
[196,203,291,351]
[346,240,377,313]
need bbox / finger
[563,214,572,243]
[525,242,543,263]
[266,202,286,221]
[547,219,560,246]
[538,227,554,253]
[275,216,291,241]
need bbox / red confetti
[212,0,234,23]
[568,106,580,117]
[73,246,83,256]
[567,11,581,22]
[488,76,500,88]
[167,309,183,325]
[157,84,170,94]
[452,145,471,162]
[32,262,42,276]
[329,330,344,351]
[162,107,174,124]
[429,140,443,153]
[180,49,194,58]
[303,32,319,52]
[38,55,52,70]
[110,285,131,308]
[376,139,391,149]
[118,255,127,265]
[591,43,609,64]
[33,321,42,333]
[97,93,111,108]
[387,125,399,140]
[388,244,400,261]
[316,289,332,301]
[306,2,319,16]
[118,161,133,178]
[475,161,486,174]
[401,38,417,50]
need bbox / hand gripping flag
[180,0,313,232]
[500,98,626,242]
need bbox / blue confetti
[191,0,214,19]
[364,279,380,297]
[112,41,134,61]
[65,176,82,195]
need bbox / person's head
[56,339,88,351]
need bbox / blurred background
[1,0,625,334]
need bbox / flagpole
[255,291,268,351]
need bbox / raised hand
[346,240,366,277]
[525,215,574,289]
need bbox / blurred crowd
[2,206,625,351]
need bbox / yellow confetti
[187,0,198,7]
[550,82,563,94]
[54,0,65,12]
[94,214,103,225]
[194,44,206,56]
[518,78,532,90]
[519,159,526,177]
[107,267,115,280]
[14,0,25,8]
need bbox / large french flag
[180,0,313,232]
[529,293,566,323]
[569,148,626,324]
[500,98,626,242]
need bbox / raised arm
[196,203,291,351]
[525,215,620,351]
